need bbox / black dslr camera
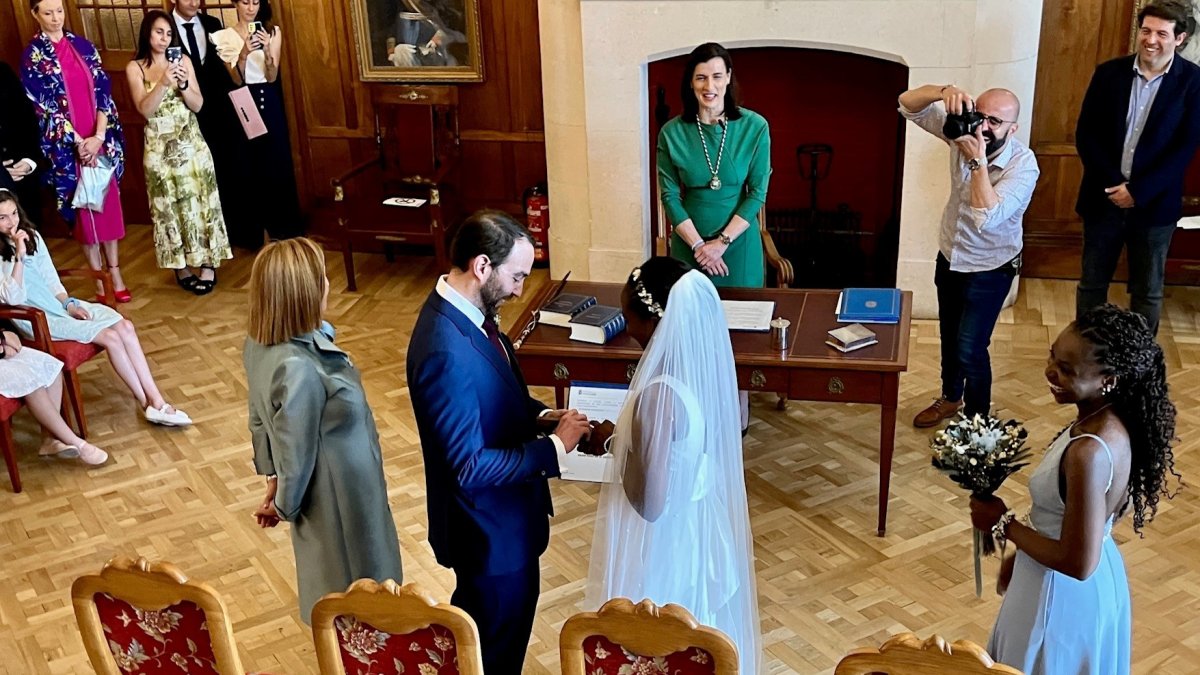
[942,109,986,139]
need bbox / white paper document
[559,382,629,483]
[721,300,775,332]
[382,196,428,208]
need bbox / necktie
[481,317,509,363]
[182,22,202,64]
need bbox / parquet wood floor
[2,226,1198,674]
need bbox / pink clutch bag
[228,86,267,139]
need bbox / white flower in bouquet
[930,411,1032,596]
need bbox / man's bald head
[977,88,1020,122]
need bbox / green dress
[141,79,232,270]
[657,108,771,288]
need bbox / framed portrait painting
[349,0,484,82]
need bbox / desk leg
[877,372,899,536]
[555,385,566,409]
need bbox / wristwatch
[718,232,733,245]
[967,157,985,172]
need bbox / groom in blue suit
[407,210,591,674]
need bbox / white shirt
[899,101,1041,273]
[172,10,207,63]
[434,276,567,455]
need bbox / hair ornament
[630,266,664,318]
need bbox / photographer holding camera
[899,84,1040,428]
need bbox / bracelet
[940,84,952,94]
[690,239,704,252]
[718,232,733,246]
[991,510,1017,549]
[62,297,80,311]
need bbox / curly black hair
[1074,304,1180,534]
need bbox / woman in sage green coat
[244,238,402,624]
[658,42,771,289]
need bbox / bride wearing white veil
[584,257,761,673]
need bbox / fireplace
[537,0,1045,318]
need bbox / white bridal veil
[583,269,761,674]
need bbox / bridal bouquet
[930,412,1031,596]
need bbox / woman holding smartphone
[125,10,231,295]
[223,0,303,246]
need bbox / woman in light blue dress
[971,304,1179,675]
[0,190,191,426]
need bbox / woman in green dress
[658,42,771,288]
[125,11,231,296]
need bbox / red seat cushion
[93,592,221,674]
[582,634,716,674]
[335,615,460,675]
[0,396,20,421]
[51,340,103,370]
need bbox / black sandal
[174,269,199,291]
[191,266,218,296]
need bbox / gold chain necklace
[696,115,728,190]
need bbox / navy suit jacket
[407,289,559,575]
[1075,54,1200,225]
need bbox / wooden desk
[508,282,912,535]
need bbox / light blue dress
[0,232,122,343]
[988,428,1131,675]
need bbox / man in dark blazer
[1075,0,1200,334]
[0,62,45,217]
[407,210,590,675]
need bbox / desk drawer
[735,366,790,393]
[788,370,883,404]
[518,356,612,388]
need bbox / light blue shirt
[1122,57,1172,179]
[899,101,1041,273]
[435,275,487,336]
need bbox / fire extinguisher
[524,183,550,268]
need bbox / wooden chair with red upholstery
[834,632,1023,675]
[560,597,739,675]
[0,394,23,493]
[0,304,56,493]
[71,555,247,674]
[311,578,483,675]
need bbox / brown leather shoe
[913,397,963,428]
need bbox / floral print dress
[139,73,231,270]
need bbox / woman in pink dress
[21,0,131,302]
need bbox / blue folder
[837,288,901,324]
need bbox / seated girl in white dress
[0,190,190,426]
[584,257,762,674]
[1,322,107,465]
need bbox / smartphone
[166,46,182,63]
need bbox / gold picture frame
[348,0,484,82]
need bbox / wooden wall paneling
[2,0,26,67]
[500,0,544,133]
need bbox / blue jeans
[935,252,1018,418]
[1076,210,1175,335]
